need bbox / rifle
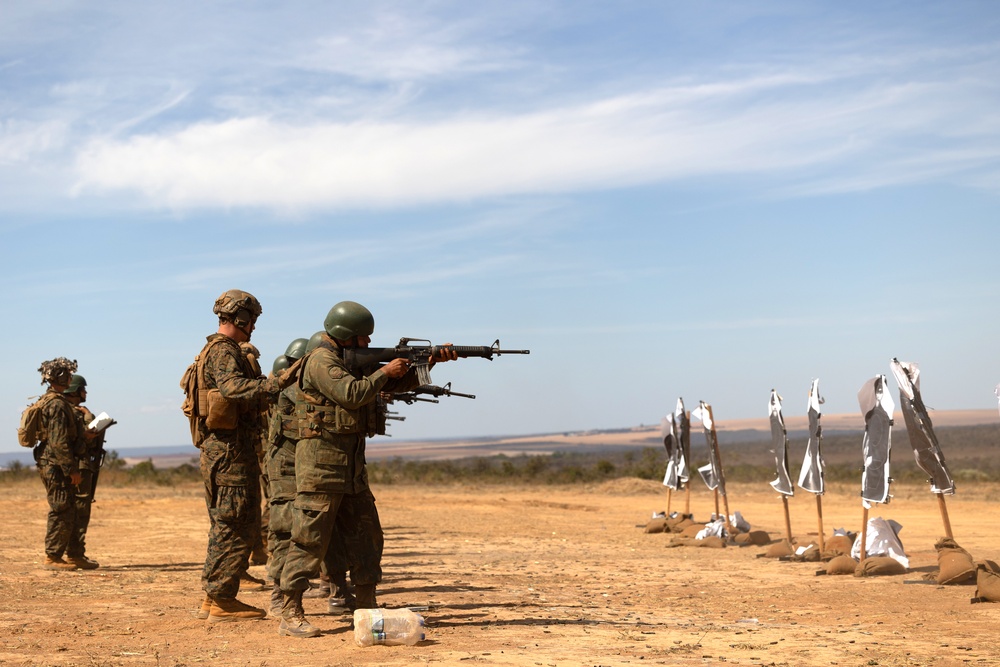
[343,339,530,385]
[392,382,476,405]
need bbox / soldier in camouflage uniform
[63,374,109,570]
[239,341,271,574]
[276,301,456,638]
[264,338,308,616]
[193,289,295,623]
[33,358,89,571]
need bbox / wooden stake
[781,495,793,543]
[936,493,954,539]
[666,487,673,516]
[859,506,869,562]
[815,495,826,552]
[684,483,691,515]
[713,488,720,520]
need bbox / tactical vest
[293,345,379,440]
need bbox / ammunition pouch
[200,388,238,430]
[295,402,369,438]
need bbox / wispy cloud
[71,54,1000,210]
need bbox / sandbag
[792,544,820,562]
[855,556,907,577]
[764,539,794,559]
[824,534,854,555]
[696,536,727,549]
[680,523,705,538]
[666,537,695,548]
[974,560,1000,602]
[733,530,771,546]
[826,555,858,575]
[669,517,696,533]
[644,517,667,534]
[935,538,976,585]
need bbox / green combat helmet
[285,337,309,361]
[213,289,262,327]
[272,355,290,374]
[305,331,326,353]
[273,337,309,373]
[323,301,374,341]
[64,374,88,395]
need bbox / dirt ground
[1,479,998,667]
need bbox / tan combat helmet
[213,289,262,327]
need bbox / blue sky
[3,1,999,453]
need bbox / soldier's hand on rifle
[382,358,410,379]
[432,344,459,364]
[70,471,82,486]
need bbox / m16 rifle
[343,339,530,385]
[393,382,476,405]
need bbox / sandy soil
[1,478,998,667]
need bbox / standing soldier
[190,290,295,623]
[238,340,271,578]
[276,301,456,638]
[63,374,111,570]
[265,337,309,617]
[31,358,89,570]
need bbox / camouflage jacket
[294,335,420,493]
[38,389,85,475]
[197,334,279,486]
[73,405,107,470]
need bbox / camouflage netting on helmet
[38,357,78,386]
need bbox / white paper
[88,411,116,432]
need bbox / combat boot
[302,577,331,599]
[206,597,266,623]
[196,596,212,619]
[354,583,377,610]
[250,543,268,567]
[277,590,321,638]
[43,556,78,571]
[327,582,356,615]
[268,583,283,618]
[240,570,267,591]
[67,555,100,570]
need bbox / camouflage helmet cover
[213,289,262,327]
[323,301,374,341]
[38,357,78,386]
[284,337,309,360]
[64,374,88,395]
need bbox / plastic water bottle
[353,608,425,647]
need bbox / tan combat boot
[277,590,321,638]
[206,597,266,623]
[196,596,212,620]
[43,556,78,571]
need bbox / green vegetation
[2,422,997,486]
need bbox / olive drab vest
[292,342,380,441]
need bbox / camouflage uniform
[278,335,420,594]
[36,389,86,560]
[196,334,278,600]
[70,404,105,559]
[266,385,300,585]
[239,342,270,564]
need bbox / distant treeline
[3,424,997,486]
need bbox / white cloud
[297,10,525,82]
[72,61,1000,211]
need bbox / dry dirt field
[1,478,998,667]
